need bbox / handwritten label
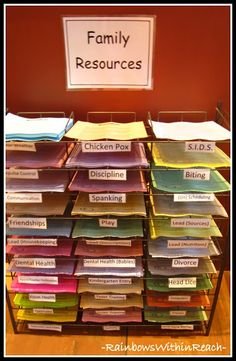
[185,141,215,153]
[170,218,211,228]
[89,193,126,203]
[6,193,42,203]
[173,193,215,202]
[6,142,36,152]
[18,276,58,284]
[85,239,131,247]
[84,258,135,268]
[183,169,210,181]
[171,258,199,268]
[169,310,187,316]
[96,310,126,316]
[161,324,194,330]
[6,169,39,179]
[8,217,47,229]
[168,277,197,288]
[7,238,58,247]
[88,278,132,285]
[29,294,56,302]
[167,240,209,249]
[94,294,127,300]
[28,323,62,332]
[82,141,131,153]
[103,325,120,331]
[33,308,54,314]
[168,295,191,302]
[89,169,127,181]
[13,258,56,268]
[99,219,117,228]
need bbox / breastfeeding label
[98,219,117,228]
[6,193,42,203]
[168,277,197,288]
[96,310,126,316]
[8,217,47,229]
[7,238,58,247]
[6,142,36,152]
[18,276,58,284]
[89,169,127,181]
[94,294,127,300]
[29,294,56,302]
[183,169,210,181]
[170,218,211,228]
[89,193,126,203]
[28,323,62,332]
[81,141,131,153]
[6,169,39,179]
[173,193,215,202]
[185,141,215,153]
[167,240,209,249]
[33,308,54,314]
[13,258,56,268]
[169,310,187,316]
[88,278,132,285]
[161,324,194,330]
[85,239,131,247]
[84,258,136,268]
[168,295,191,302]
[171,258,199,268]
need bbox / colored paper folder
[80,294,143,309]
[17,309,77,322]
[144,309,208,323]
[82,308,142,323]
[77,278,144,295]
[13,293,79,308]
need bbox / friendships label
[82,141,131,153]
[8,217,47,229]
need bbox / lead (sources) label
[7,217,47,229]
[173,193,215,202]
[170,218,211,228]
[88,278,132,285]
[18,276,58,284]
[6,193,42,203]
[84,258,135,268]
[167,240,209,249]
[89,193,126,203]
[28,323,62,332]
[81,141,131,153]
[185,141,215,153]
[98,219,117,228]
[6,142,36,152]
[6,169,39,179]
[171,258,199,268]
[85,239,131,247]
[168,277,197,288]
[29,294,56,302]
[89,169,127,181]
[183,169,210,181]
[7,238,58,247]
[13,258,56,268]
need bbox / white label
[8,217,47,229]
[13,258,56,268]
[168,277,197,289]
[103,325,120,331]
[84,258,135,268]
[28,323,62,332]
[168,295,191,302]
[171,258,199,268]
[29,294,56,302]
[85,239,131,247]
[62,16,155,90]
[18,276,58,284]
[173,193,215,202]
[170,218,211,228]
[7,238,58,247]
[89,169,127,181]
[82,141,131,153]
[6,142,36,152]
[88,278,132,285]
[99,219,117,228]
[33,308,54,314]
[167,240,209,249]
[6,169,39,179]
[185,141,215,153]
[169,310,187,316]
[96,310,126,316]
[94,294,127,300]
[6,193,42,203]
[89,193,126,203]
[161,325,194,330]
[183,169,210,181]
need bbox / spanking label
[89,169,127,181]
[8,217,47,229]
[98,219,117,228]
[82,141,131,152]
[6,193,42,203]
[6,169,39,179]
[183,169,210,181]
[89,193,126,203]
[170,218,211,228]
[185,141,215,153]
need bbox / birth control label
[6,169,39,179]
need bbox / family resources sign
[62,16,155,89]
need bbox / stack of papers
[151,166,230,193]
[74,239,143,257]
[150,192,228,218]
[150,142,230,168]
[80,294,143,309]
[68,170,147,193]
[144,309,208,323]
[6,171,71,193]
[11,277,78,293]
[14,293,79,308]
[65,142,149,168]
[77,278,144,295]
[146,291,210,307]
[65,120,148,140]
[5,112,74,142]
[17,309,77,322]
[71,193,146,217]
[149,120,231,140]
[82,308,142,323]
[6,142,74,168]
[8,259,75,275]
[72,219,144,238]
